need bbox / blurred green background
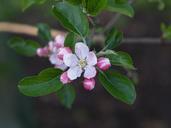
[1,0,171,128]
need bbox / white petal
[55,64,67,71]
[67,66,83,80]
[86,52,97,66]
[54,35,65,48]
[49,54,63,65]
[75,42,89,59]
[63,54,78,67]
[84,66,97,79]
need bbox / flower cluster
[37,35,111,91]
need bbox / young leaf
[53,2,89,37]
[106,0,134,17]
[66,0,82,5]
[84,0,108,16]
[98,70,136,105]
[18,68,63,97]
[106,51,135,70]
[22,0,47,10]
[64,32,76,50]
[104,28,123,50]
[37,23,52,42]
[8,37,40,57]
[56,85,76,109]
[161,23,171,40]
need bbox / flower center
[78,59,87,68]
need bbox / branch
[0,22,170,44]
[0,22,66,37]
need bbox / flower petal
[75,42,89,59]
[67,66,83,80]
[49,54,63,65]
[57,47,72,60]
[63,54,78,67]
[84,66,97,79]
[54,35,65,48]
[55,64,67,71]
[86,52,97,66]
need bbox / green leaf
[84,0,108,16]
[64,32,76,50]
[37,23,52,42]
[107,51,135,70]
[66,0,82,5]
[106,0,134,17]
[53,1,89,37]
[161,23,171,40]
[8,37,40,57]
[98,70,136,105]
[22,0,47,10]
[57,85,76,109]
[18,68,63,97]
[104,28,123,50]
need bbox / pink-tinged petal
[60,72,71,84]
[83,78,95,91]
[55,64,67,71]
[67,66,83,80]
[48,41,54,52]
[86,52,97,66]
[75,42,89,59]
[57,47,72,60]
[97,57,111,71]
[63,54,78,67]
[37,47,49,57]
[49,54,63,65]
[54,35,65,48]
[84,66,97,79]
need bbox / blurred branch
[0,22,66,37]
[0,22,170,44]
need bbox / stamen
[78,59,87,68]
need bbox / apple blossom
[49,47,72,70]
[97,57,111,71]
[63,42,97,81]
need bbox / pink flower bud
[60,72,71,84]
[97,57,111,71]
[83,78,95,91]
[57,47,72,60]
[36,47,49,57]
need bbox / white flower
[63,42,97,80]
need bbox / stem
[82,37,86,44]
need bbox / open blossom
[49,47,72,70]
[48,35,72,70]
[37,36,112,91]
[97,57,111,71]
[63,43,97,81]
[36,35,71,70]
[48,35,65,53]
